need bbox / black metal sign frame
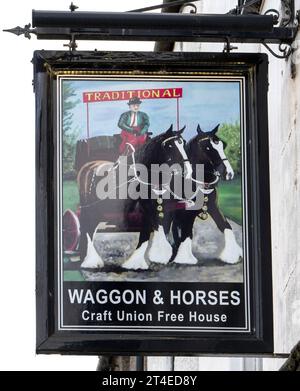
[35,50,273,355]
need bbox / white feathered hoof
[122,241,149,270]
[81,233,104,269]
[148,226,172,265]
[173,238,198,265]
[219,229,243,264]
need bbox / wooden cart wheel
[63,209,80,252]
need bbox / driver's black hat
[128,97,142,105]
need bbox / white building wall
[148,0,300,371]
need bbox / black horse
[171,124,242,265]
[80,125,192,269]
[121,124,192,270]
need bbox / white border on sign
[57,75,250,333]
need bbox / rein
[127,143,214,201]
[190,172,220,188]
[82,140,216,210]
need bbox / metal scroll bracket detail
[262,42,293,59]
[262,0,298,59]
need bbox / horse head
[161,124,192,179]
[194,124,234,181]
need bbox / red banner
[83,88,183,103]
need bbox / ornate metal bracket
[262,42,292,59]
[2,0,299,60]
[264,9,280,22]
[263,0,298,59]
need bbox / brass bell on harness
[157,198,163,205]
[199,212,208,221]
[157,205,163,212]
[158,212,164,219]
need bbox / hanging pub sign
[35,51,273,354]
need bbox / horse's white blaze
[81,233,104,269]
[174,139,193,179]
[122,241,149,270]
[173,238,198,265]
[210,140,234,180]
[148,225,172,264]
[219,229,243,264]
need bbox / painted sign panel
[60,76,247,332]
[35,51,273,354]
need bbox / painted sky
[63,79,240,141]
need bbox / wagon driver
[118,97,150,154]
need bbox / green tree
[218,121,241,176]
[63,82,80,179]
